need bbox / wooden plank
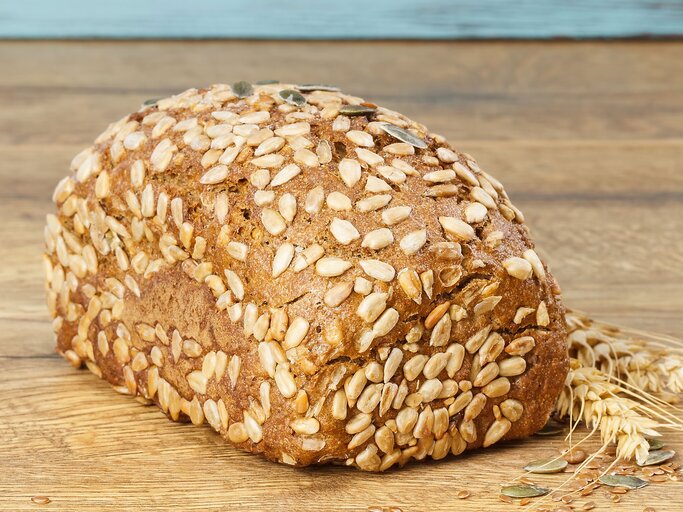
[1,359,681,511]
[1,41,682,143]
[1,41,682,511]
[1,0,683,39]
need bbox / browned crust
[45,83,568,470]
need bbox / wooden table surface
[1,41,682,511]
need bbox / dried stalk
[555,310,683,464]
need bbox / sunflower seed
[359,259,395,282]
[483,418,511,447]
[304,186,325,214]
[500,398,524,422]
[275,364,297,398]
[356,148,384,166]
[439,216,475,242]
[423,170,455,183]
[254,136,285,157]
[365,175,391,193]
[503,257,533,280]
[324,281,353,307]
[373,308,399,337]
[465,202,488,223]
[498,356,526,377]
[327,191,352,211]
[317,140,333,164]
[292,243,324,272]
[290,417,320,435]
[382,206,412,226]
[383,142,413,156]
[294,148,319,167]
[400,229,427,255]
[378,123,427,149]
[200,165,228,185]
[523,249,546,280]
[272,243,294,278]
[639,449,675,466]
[362,228,394,250]
[354,276,373,295]
[436,147,458,163]
[482,377,510,398]
[261,208,287,235]
[279,89,306,106]
[599,475,648,489]
[347,130,374,148]
[506,336,536,356]
[275,122,310,137]
[500,484,550,499]
[232,81,253,98]
[357,292,388,323]
[524,456,568,474]
[315,257,352,277]
[333,116,351,132]
[330,217,360,245]
[356,194,392,213]
[271,163,302,187]
[339,104,376,116]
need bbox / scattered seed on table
[564,448,588,465]
[639,450,675,467]
[524,456,568,474]
[501,484,550,498]
[599,474,648,489]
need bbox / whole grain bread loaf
[44,83,568,470]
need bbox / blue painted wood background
[1,0,682,39]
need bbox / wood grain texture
[0,41,682,511]
[1,0,683,39]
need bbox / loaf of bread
[44,82,568,470]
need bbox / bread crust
[45,84,568,470]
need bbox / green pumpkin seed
[297,84,340,92]
[639,449,675,467]
[599,475,648,489]
[278,89,306,106]
[232,81,253,98]
[646,438,665,451]
[379,123,428,149]
[255,79,279,85]
[339,104,376,117]
[500,484,550,498]
[535,420,565,436]
[523,456,568,474]
[143,98,159,106]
